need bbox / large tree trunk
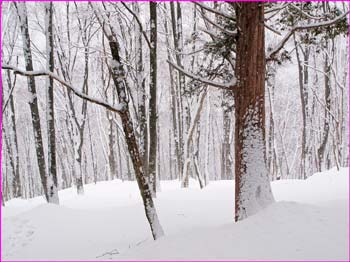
[234,2,274,221]
[149,2,158,196]
[14,2,49,202]
[44,2,59,204]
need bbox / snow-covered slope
[2,167,348,260]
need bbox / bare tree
[13,2,50,202]
[149,2,158,195]
[89,2,164,239]
[44,2,59,204]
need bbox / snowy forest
[1,1,349,260]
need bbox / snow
[2,64,125,114]
[2,167,349,260]
[237,104,274,220]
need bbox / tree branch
[193,2,234,21]
[303,62,346,91]
[201,12,237,36]
[200,27,221,39]
[264,3,290,14]
[265,24,282,36]
[2,65,125,114]
[289,4,324,20]
[120,2,152,50]
[266,11,349,61]
[167,60,236,90]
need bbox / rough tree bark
[44,2,59,204]
[149,2,158,195]
[234,2,274,221]
[14,2,49,202]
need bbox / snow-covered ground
[2,167,349,260]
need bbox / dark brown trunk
[234,2,274,221]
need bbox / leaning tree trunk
[181,89,207,187]
[234,2,274,222]
[90,2,164,239]
[109,51,164,240]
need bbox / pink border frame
[0,1,349,261]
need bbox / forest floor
[2,167,349,260]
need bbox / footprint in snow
[3,218,36,259]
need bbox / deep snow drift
[2,167,349,260]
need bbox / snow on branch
[194,2,234,21]
[167,60,236,90]
[266,11,349,61]
[2,65,125,114]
